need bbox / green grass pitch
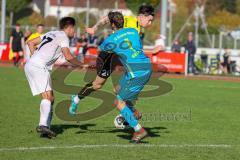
[0,67,239,160]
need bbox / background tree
[44,16,58,28]
[171,0,192,43]
[68,12,97,32]
[18,12,44,26]
[5,0,32,25]
[125,0,160,14]
[222,0,237,13]
[207,10,240,31]
[236,0,240,14]
[205,0,237,15]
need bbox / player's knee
[47,93,54,103]
[113,85,120,94]
[50,96,55,104]
[113,88,117,94]
[115,99,125,111]
[42,92,54,103]
[92,82,103,90]
[114,99,118,107]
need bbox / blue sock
[120,106,138,128]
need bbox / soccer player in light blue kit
[99,12,152,143]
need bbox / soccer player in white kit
[24,17,81,138]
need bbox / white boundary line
[0,144,232,152]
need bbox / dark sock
[17,55,23,64]
[77,82,96,99]
[13,57,17,65]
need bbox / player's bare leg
[69,75,107,114]
[36,90,56,138]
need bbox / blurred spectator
[200,51,208,73]
[154,34,166,53]
[180,46,185,53]
[70,33,78,47]
[221,49,231,74]
[80,34,88,57]
[185,32,197,74]
[171,40,181,52]
[24,29,32,42]
[216,53,222,74]
[25,24,45,62]
[235,57,240,75]
[9,23,25,66]
[74,38,84,63]
[88,34,98,46]
[98,31,109,46]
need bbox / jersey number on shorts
[38,36,53,51]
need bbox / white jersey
[28,30,69,70]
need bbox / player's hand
[85,27,95,35]
[154,45,164,54]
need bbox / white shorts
[24,62,52,96]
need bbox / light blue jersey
[99,28,152,79]
[99,28,152,101]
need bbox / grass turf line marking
[0,144,232,152]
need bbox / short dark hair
[37,24,44,27]
[108,11,124,29]
[138,4,155,16]
[59,17,75,29]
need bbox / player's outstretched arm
[27,37,41,55]
[86,16,109,35]
[62,47,82,66]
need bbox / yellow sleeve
[27,33,41,42]
[123,16,141,33]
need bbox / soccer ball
[113,114,129,129]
